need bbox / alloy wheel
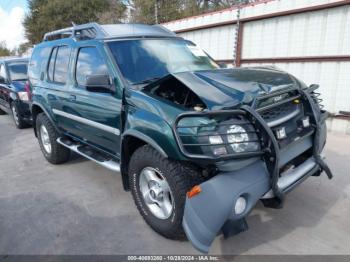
[139,167,174,220]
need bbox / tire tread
[36,113,70,164]
[129,145,205,240]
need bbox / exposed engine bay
[147,77,206,111]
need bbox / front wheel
[129,145,202,240]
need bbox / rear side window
[47,47,57,81]
[47,45,71,84]
[75,46,108,86]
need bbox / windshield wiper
[132,77,161,86]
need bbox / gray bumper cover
[183,160,270,253]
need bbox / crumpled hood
[172,68,297,110]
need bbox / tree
[24,0,125,44]
[16,42,33,56]
[0,42,11,57]
[127,0,183,24]
[128,0,246,24]
[98,0,127,23]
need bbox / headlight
[208,135,227,156]
[227,125,249,153]
[176,114,261,159]
[18,92,29,101]
[207,123,260,156]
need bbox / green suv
[29,23,332,253]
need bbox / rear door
[44,44,75,130]
[57,43,122,156]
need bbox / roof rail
[43,22,107,41]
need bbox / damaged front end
[171,83,333,253]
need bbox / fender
[119,130,168,190]
[9,92,18,102]
[119,108,186,190]
[122,129,168,158]
[31,102,61,137]
[123,106,185,160]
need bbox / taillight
[24,81,32,101]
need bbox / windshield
[108,39,218,85]
[8,62,28,81]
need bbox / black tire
[11,102,28,129]
[129,145,203,240]
[36,113,70,164]
[0,108,5,115]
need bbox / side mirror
[217,62,228,69]
[85,74,115,93]
[309,84,319,92]
[0,76,6,84]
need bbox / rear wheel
[0,108,5,115]
[129,145,202,240]
[11,102,27,129]
[36,113,70,164]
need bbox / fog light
[209,135,223,145]
[275,127,287,140]
[302,116,310,128]
[234,197,247,215]
[213,146,227,156]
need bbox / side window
[0,64,7,80]
[54,46,71,83]
[47,46,71,84]
[76,47,108,86]
[47,47,57,81]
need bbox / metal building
[163,0,350,133]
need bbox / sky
[0,0,28,49]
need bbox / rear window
[8,62,28,81]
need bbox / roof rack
[43,22,177,42]
[43,22,107,41]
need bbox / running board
[57,137,120,172]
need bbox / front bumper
[184,154,330,253]
[182,90,333,253]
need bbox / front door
[62,44,122,156]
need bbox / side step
[57,137,120,172]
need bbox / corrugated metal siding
[164,0,350,132]
[242,6,350,58]
[175,5,350,61]
[163,0,344,32]
[179,25,236,60]
[241,62,350,114]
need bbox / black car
[0,57,31,128]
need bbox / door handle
[69,95,76,101]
